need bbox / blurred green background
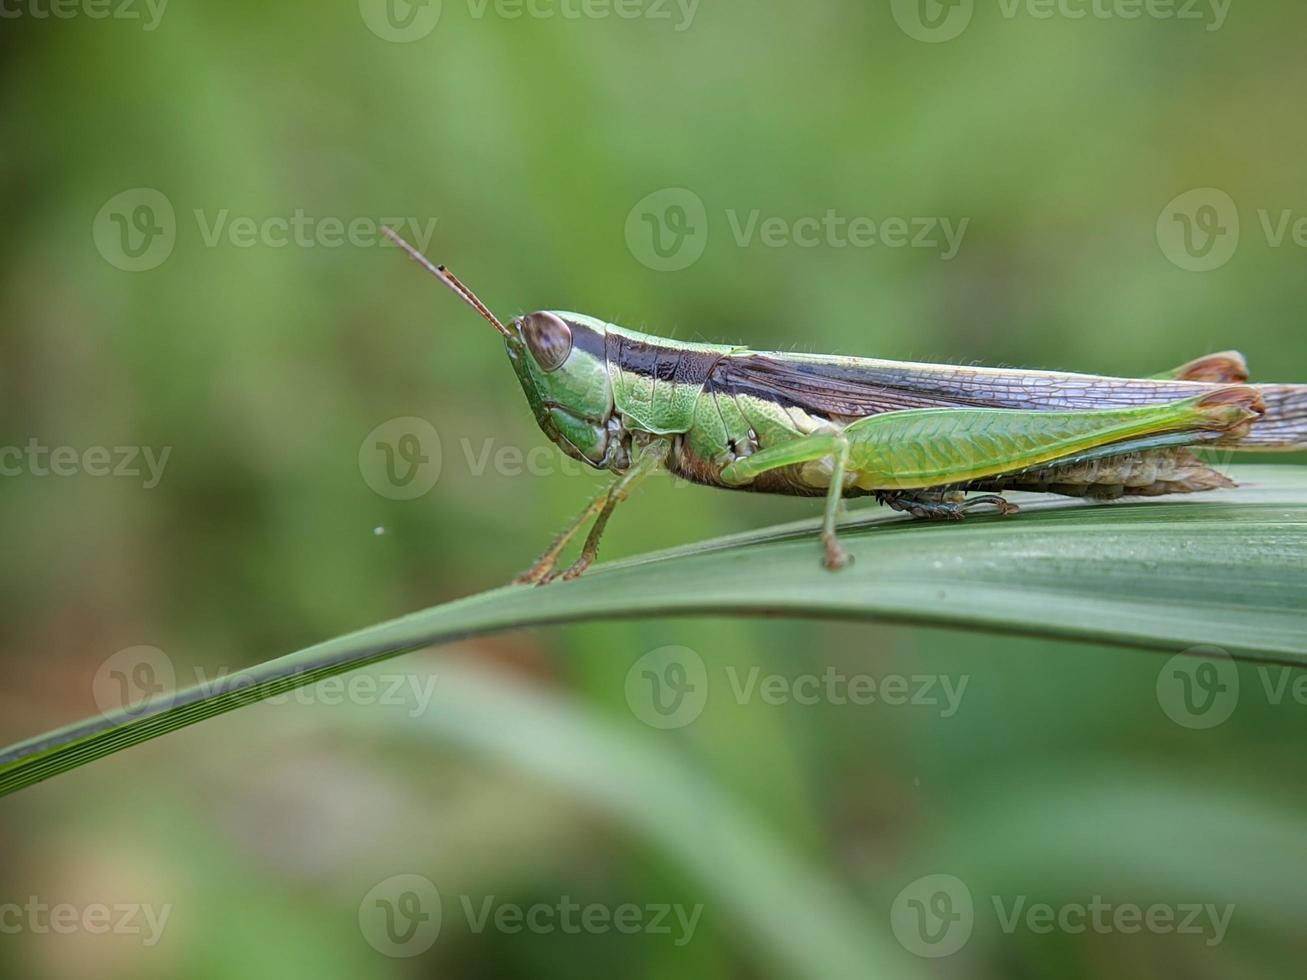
[3,1,1307,977]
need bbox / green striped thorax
[507,312,625,470]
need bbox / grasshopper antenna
[382,226,514,340]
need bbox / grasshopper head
[507,311,620,469]
[382,228,622,470]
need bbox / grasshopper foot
[533,556,597,586]
[514,559,558,586]
[560,556,595,581]
[822,534,852,571]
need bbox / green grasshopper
[384,229,1307,584]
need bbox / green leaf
[3,465,1305,798]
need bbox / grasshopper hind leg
[876,490,1020,521]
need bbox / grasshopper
[383,229,1307,584]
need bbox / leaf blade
[3,465,1305,797]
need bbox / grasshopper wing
[710,350,1307,449]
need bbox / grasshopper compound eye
[521,311,574,372]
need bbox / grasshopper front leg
[515,437,671,586]
[513,484,615,585]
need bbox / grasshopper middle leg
[720,429,857,571]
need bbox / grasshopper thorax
[507,311,626,471]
